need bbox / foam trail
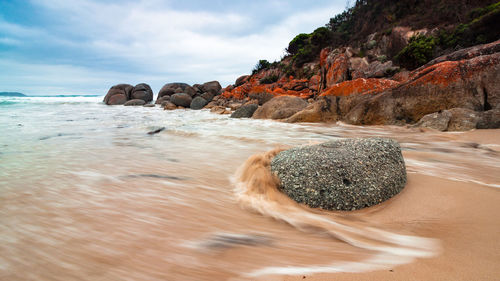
[233,148,440,277]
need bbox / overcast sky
[0,0,345,95]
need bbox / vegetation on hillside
[396,1,500,69]
[251,0,499,75]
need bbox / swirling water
[0,96,499,280]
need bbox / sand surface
[281,130,500,281]
[2,103,499,281]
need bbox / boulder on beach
[270,138,407,211]
[163,101,177,110]
[248,92,274,105]
[415,107,498,131]
[253,96,308,120]
[199,81,222,95]
[124,99,146,106]
[285,96,340,123]
[190,96,208,110]
[170,93,192,108]
[230,104,259,118]
[201,92,215,102]
[103,84,133,105]
[157,83,196,101]
[130,83,153,103]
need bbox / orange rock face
[320,78,400,97]
[325,53,349,88]
[222,72,316,100]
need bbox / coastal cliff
[105,0,500,131]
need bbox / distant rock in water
[270,138,406,211]
[170,93,192,108]
[190,96,208,110]
[103,83,153,105]
[103,84,133,105]
[130,83,153,103]
[0,92,26,97]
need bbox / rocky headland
[104,0,500,132]
[0,92,26,97]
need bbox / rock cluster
[156,81,222,109]
[103,83,153,105]
[102,32,500,130]
[271,138,407,211]
[219,38,500,130]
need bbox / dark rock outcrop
[477,109,500,129]
[103,84,133,105]
[156,95,170,104]
[190,96,208,110]
[170,93,192,108]
[157,83,196,102]
[271,138,406,211]
[253,96,308,120]
[130,83,153,103]
[230,104,259,118]
[199,81,222,96]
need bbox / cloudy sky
[0,0,345,95]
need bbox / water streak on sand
[1,96,499,280]
[233,148,439,277]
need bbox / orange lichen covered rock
[345,52,500,125]
[309,75,321,92]
[222,72,315,101]
[320,78,399,97]
[406,60,462,87]
[325,53,349,88]
[319,48,331,67]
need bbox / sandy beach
[280,129,500,281]
[1,99,499,280]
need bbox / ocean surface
[1,95,499,280]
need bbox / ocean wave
[0,100,18,106]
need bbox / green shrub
[395,35,438,69]
[286,33,310,55]
[292,45,315,67]
[252,60,271,75]
[279,62,295,77]
[310,27,333,49]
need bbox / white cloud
[3,0,344,94]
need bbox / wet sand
[1,102,499,281]
[282,174,500,281]
[281,130,500,281]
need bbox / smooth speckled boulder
[270,138,406,211]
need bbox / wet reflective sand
[1,100,499,280]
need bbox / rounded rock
[230,104,259,118]
[270,138,407,211]
[190,96,208,110]
[170,93,193,108]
